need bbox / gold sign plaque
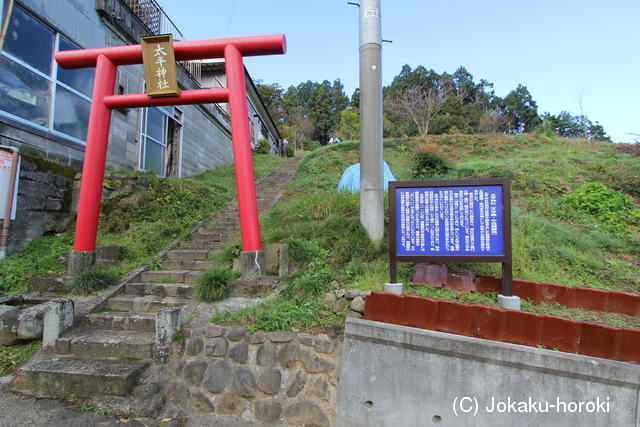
[141,34,179,97]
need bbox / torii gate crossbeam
[56,35,286,263]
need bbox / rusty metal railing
[121,0,201,83]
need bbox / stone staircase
[13,157,301,407]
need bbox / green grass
[211,296,345,333]
[69,268,120,295]
[0,234,73,295]
[209,135,640,332]
[0,340,41,376]
[3,135,640,334]
[195,268,239,303]
[0,154,287,296]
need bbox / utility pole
[356,0,384,246]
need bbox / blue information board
[395,185,504,256]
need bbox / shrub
[284,237,316,265]
[563,182,640,234]
[70,268,119,295]
[412,151,450,179]
[255,139,271,155]
[195,267,238,303]
[286,143,295,157]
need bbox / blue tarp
[337,162,397,194]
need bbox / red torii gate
[56,35,286,268]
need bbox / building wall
[180,103,233,178]
[2,0,237,177]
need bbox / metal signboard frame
[389,178,513,296]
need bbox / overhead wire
[224,0,238,37]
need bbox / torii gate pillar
[58,35,287,275]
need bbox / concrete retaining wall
[335,318,640,427]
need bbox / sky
[156,0,639,143]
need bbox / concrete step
[82,312,156,332]
[161,259,216,270]
[141,270,191,283]
[211,215,237,222]
[125,282,195,298]
[108,294,191,312]
[207,242,226,250]
[189,233,236,243]
[202,221,239,229]
[165,249,217,260]
[196,227,238,235]
[14,356,148,397]
[178,241,210,249]
[55,329,155,360]
[178,242,226,250]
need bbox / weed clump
[563,182,640,235]
[70,268,119,295]
[195,268,239,303]
[412,151,450,179]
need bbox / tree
[500,84,540,133]
[541,111,610,141]
[255,81,286,130]
[286,110,315,151]
[350,88,360,109]
[384,65,459,137]
[339,106,360,140]
[478,110,511,133]
[280,79,348,144]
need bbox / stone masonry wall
[7,155,77,255]
[169,326,342,426]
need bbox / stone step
[189,233,236,243]
[125,282,195,298]
[179,241,226,251]
[165,249,217,260]
[141,269,191,283]
[161,259,217,270]
[82,312,156,332]
[211,215,237,222]
[202,221,239,229]
[207,242,226,250]
[14,356,148,397]
[178,241,210,249]
[196,227,238,235]
[55,329,155,360]
[108,294,192,312]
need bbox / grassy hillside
[213,133,640,332]
[259,134,640,291]
[0,154,288,295]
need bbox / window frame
[139,105,183,177]
[0,5,94,147]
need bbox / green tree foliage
[254,81,286,127]
[339,106,360,140]
[500,84,540,133]
[384,65,459,137]
[541,111,610,141]
[257,65,608,142]
[281,79,349,145]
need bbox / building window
[140,106,182,177]
[0,6,94,144]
